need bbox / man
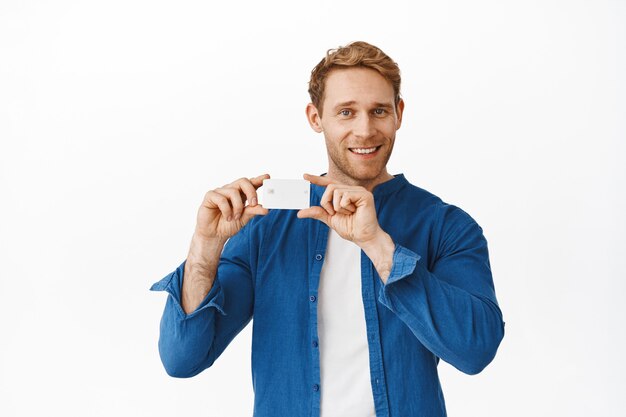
[151,41,505,417]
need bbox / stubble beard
[325,138,395,187]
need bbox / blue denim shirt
[151,173,505,417]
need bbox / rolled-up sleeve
[150,224,255,378]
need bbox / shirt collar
[311,173,408,199]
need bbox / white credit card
[260,179,310,210]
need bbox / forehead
[323,67,395,108]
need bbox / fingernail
[227,215,232,221]
[252,197,257,206]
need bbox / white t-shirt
[317,229,376,417]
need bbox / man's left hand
[297,173,395,282]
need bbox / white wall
[1,1,624,415]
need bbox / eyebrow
[333,101,394,110]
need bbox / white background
[1,1,624,416]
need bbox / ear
[395,99,405,130]
[306,103,324,133]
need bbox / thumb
[240,204,269,224]
[297,206,329,225]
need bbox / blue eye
[374,108,386,115]
[340,109,352,116]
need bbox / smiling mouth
[349,145,382,155]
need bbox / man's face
[306,67,404,189]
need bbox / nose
[352,114,376,138]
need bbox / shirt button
[315,254,323,261]
[309,295,316,302]
[312,340,318,348]
[313,384,319,392]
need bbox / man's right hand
[182,174,270,314]
[194,174,271,241]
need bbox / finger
[319,184,336,216]
[214,188,245,220]
[249,173,271,189]
[303,173,336,187]
[240,204,269,224]
[233,178,260,206]
[297,206,329,225]
[204,190,233,221]
[332,189,344,213]
[340,192,357,212]
[336,207,353,215]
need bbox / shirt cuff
[378,244,422,309]
[386,244,421,284]
[150,260,226,318]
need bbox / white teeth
[351,147,378,154]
